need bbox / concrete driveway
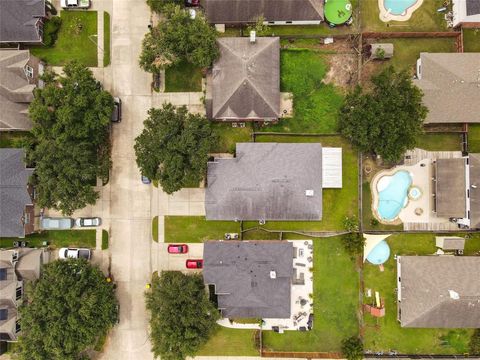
[156,243,204,272]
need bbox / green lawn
[0,230,96,249]
[152,216,159,242]
[103,12,111,66]
[164,216,240,243]
[361,0,449,32]
[363,233,480,354]
[101,229,109,250]
[197,327,258,356]
[165,61,202,92]
[418,133,463,151]
[263,236,359,352]
[468,124,480,153]
[211,122,253,153]
[463,29,480,52]
[0,132,31,148]
[31,11,98,67]
[260,50,344,134]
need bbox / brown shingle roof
[435,158,466,218]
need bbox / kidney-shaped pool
[376,170,412,221]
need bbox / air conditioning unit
[250,31,256,43]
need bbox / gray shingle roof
[467,0,480,15]
[205,143,323,221]
[414,53,480,124]
[212,37,280,120]
[0,0,45,43]
[0,149,33,237]
[435,158,466,218]
[0,50,36,131]
[203,241,293,318]
[398,256,480,328]
[201,0,324,23]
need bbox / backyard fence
[362,31,460,38]
[261,350,343,358]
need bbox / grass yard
[0,230,96,249]
[263,236,359,352]
[164,216,240,243]
[211,122,253,153]
[468,125,480,153]
[103,12,111,66]
[31,11,98,67]
[418,133,463,151]
[363,233,480,354]
[361,0,449,32]
[165,61,202,92]
[152,216,158,242]
[243,135,358,234]
[463,29,480,52]
[260,50,344,134]
[196,327,258,356]
[0,132,31,148]
[102,229,109,250]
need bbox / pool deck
[378,0,424,22]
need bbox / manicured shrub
[43,16,62,47]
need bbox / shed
[369,43,394,60]
[435,236,465,251]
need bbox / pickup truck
[61,0,91,9]
[59,248,92,260]
[41,217,74,230]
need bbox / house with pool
[372,150,480,230]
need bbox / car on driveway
[141,175,151,184]
[186,259,203,269]
[75,217,101,227]
[61,0,90,9]
[111,97,122,122]
[168,244,188,254]
[41,217,74,230]
[59,248,91,260]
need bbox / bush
[146,0,183,13]
[341,336,363,360]
[43,16,62,47]
[370,218,379,227]
[341,233,365,258]
[343,216,359,232]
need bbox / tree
[134,103,217,194]
[341,336,363,360]
[338,66,427,163]
[146,272,220,360]
[146,0,183,13]
[17,259,118,360]
[27,61,113,215]
[139,5,219,73]
[341,233,365,258]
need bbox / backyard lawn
[463,29,480,52]
[468,124,480,153]
[211,122,253,153]
[165,61,202,92]
[417,133,463,151]
[0,132,31,148]
[361,0,449,32]
[31,11,98,67]
[0,230,96,249]
[262,236,359,352]
[363,233,480,354]
[196,327,259,356]
[260,50,344,134]
[164,216,240,243]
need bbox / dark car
[307,313,314,330]
[141,175,151,184]
[185,0,199,6]
[186,259,203,269]
[168,244,189,254]
[111,97,122,122]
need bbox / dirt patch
[323,53,358,90]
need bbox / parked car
[168,244,188,254]
[58,248,91,260]
[186,259,203,269]
[60,0,90,9]
[41,217,74,230]
[185,0,199,6]
[75,217,101,227]
[141,175,151,184]
[111,97,122,122]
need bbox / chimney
[250,31,256,43]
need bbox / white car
[59,248,91,260]
[60,0,90,9]
[75,217,101,227]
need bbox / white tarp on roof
[322,147,342,188]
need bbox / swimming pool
[366,240,391,265]
[383,0,418,15]
[377,170,412,221]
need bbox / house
[205,143,342,221]
[396,256,480,328]
[200,0,324,26]
[452,0,480,27]
[203,241,294,318]
[0,248,48,341]
[0,0,45,44]
[207,37,280,122]
[0,149,36,238]
[0,50,42,131]
[414,53,480,124]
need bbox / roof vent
[250,31,256,43]
[270,271,276,279]
[449,290,460,300]
[306,190,314,197]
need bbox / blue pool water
[377,170,412,221]
[384,0,418,15]
[367,240,391,265]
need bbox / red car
[186,259,203,269]
[167,244,189,254]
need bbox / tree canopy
[134,103,217,194]
[139,5,219,73]
[17,259,118,360]
[146,0,183,13]
[341,336,364,360]
[27,61,113,215]
[146,271,220,360]
[338,66,427,163]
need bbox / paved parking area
[158,188,206,216]
[155,243,204,272]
